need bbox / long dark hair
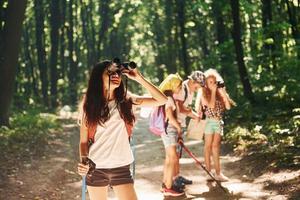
[83,61,135,127]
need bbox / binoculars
[217,81,225,88]
[113,58,137,71]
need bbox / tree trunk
[49,1,60,108]
[285,0,300,59]
[59,0,66,79]
[0,0,27,126]
[23,24,38,98]
[97,0,110,58]
[261,0,277,69]
[176,0,189,76]
[80,0,96,66]
[67,0,78,105]
[211,0,231,77]
[230,0,255,104]
[34,0,49,107]
[164,0,176,73]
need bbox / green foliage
[0,110,61,155]
[225,106,300,168]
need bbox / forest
[0,0,299,199]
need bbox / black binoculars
[107,58,137,77]
[217,81,225,88]
[113,58,137,71]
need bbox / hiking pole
[130,134,136,179]
[82,175,86,200]
[178,141,228,193]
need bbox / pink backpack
[149,106,166,136]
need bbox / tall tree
[49,1,60,108]
[211,0,231,76]
[285,0,300,58]
[261,0,277,69]
[0,0,27,126]
[34,0,48,106]
[176,0,189,76]
[97,0,110,58]
[23,24,38,97]
[80,0,96,66]
[230,0,255,104]
[164,0,177,73]
[59,0,67,78]
[67,0,78,105]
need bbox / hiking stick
[178,141,228,193]
[82,175,86,200]
[130,135,136,179]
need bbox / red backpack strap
[87,121,132,149]
[125,122,133,138]
[87,123,97,149]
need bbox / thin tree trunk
[34,0,48,107]
[164,0,176,73]
[97,0,110,58]
[261,0,277,69]
[80,0,96,66]
[67,0,77,105]
[230,0,255,104]
[285,0,300,58]
[23,24,38,97]
[0,0,27,126]
[176,0,189,76]
[49,1,60,108]
[212,0,231,77]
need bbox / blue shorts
[161,130,178,148]
[204,119,223,136]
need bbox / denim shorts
[86,165,133,187]
[204,119,223,136]
[161,130,178,148]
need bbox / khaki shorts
[86,165,133,187]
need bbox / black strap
[183,84,188,103]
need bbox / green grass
[0,109,62,156]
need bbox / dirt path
[1,115,299,200]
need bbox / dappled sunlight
[256,170,300,184]
[51,157,71,162]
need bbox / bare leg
[87,185,108,200]
[204,134,213,172]
[113,183,138,200]
[174,158,179,178]
[164,145,177,189]
[211,133,221,175]
[163,158,169,184]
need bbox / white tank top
[88,100,134,168]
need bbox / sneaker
[173,178,185,189]
[163,186,185,197]
[214,173,229,182]
[176,176,193,185]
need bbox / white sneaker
[214,173,229,182]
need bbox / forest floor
[0,112,299,200]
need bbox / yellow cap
[159,73,182,92]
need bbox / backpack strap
[87,123,97,148]
[183,84,188,104]
[165,96,177,131]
